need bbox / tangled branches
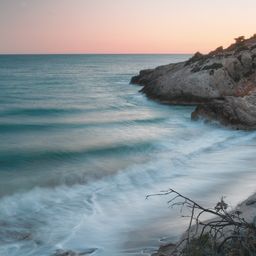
[147,189,256,255]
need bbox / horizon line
[0,52,194,56]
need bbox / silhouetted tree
[235,36,245,44]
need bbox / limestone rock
[131,36,256,129]
[191,93,256,130]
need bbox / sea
[1,54,256,256]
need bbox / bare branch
[147,188,256,255]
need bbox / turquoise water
[1,54,256,256]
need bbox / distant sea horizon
[0,53,194,55]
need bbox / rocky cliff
[131,35,256,129]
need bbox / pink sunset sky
[1,0,256,54]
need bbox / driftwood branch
[147,188,256,255]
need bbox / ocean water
[1,54,256,256]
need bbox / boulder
[191,92,256,130]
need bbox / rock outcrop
[131,35,256,129]
[192,92,256,130]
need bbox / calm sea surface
[1,54,256,256]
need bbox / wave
[0,141,155,170]
[0,116,166,133]
[0,107,83,117]
[0,105,134,118]
[1,127,256,256]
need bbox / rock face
[192,92,256,130]
[131,36,256,129]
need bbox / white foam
[1,122,256,256]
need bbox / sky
[1,0,256,54]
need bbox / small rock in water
[54,250,79,256]
[53,248,97,256]
[246,198,256,206]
